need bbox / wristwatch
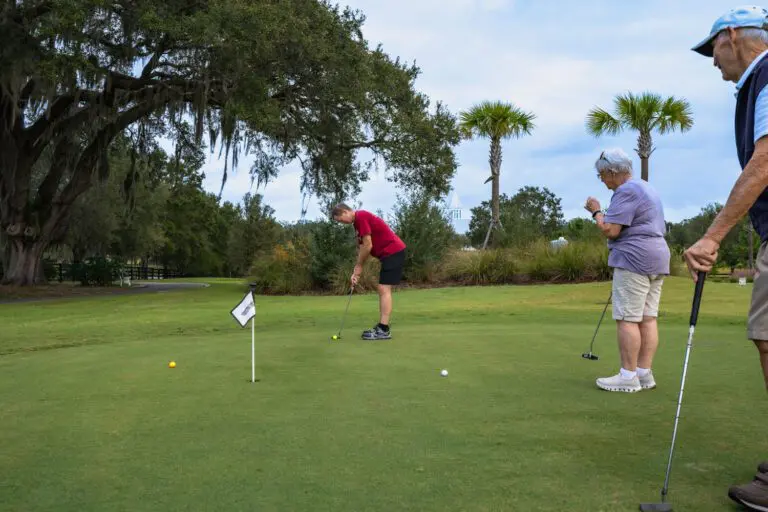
[592,210,603,219]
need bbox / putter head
[581,352,599,361]
[639,503,672,511]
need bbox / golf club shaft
[661,325,694,499]
[659,271,706,501]
[338,286,354,335]
[588,291,612,353]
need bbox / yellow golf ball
[332,335,339,340]
[169,361,176,368]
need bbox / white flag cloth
[231,291,256,328]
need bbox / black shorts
[379,249,406,285]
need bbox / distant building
[446,191,470,234]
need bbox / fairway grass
[0,278,762,511]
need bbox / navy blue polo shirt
[735,49,768,241]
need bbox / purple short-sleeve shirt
[603,179,670,276]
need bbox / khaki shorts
[749,242,768,340]
[612,268,664,323]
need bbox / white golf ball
[440,369,448,377]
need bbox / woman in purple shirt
[584,148,671,393]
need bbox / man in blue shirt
[689,5,768,510]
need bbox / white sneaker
[596,373,642,393]
[639,371,656,390]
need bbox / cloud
[199,0,748,226]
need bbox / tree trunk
[482,137,502,250]
[0,229,8,276]
[749,222,755,271]
[2,237,49,286]
[489,137,502,225]
[636,130,653,181]
[640,156,649,182]
[491,173,500,227]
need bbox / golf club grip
[689,271,707,326]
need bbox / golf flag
[231,291,256,328]
[231,288,258,383]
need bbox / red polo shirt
[353,210,406,259]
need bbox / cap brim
[692,34,715,57]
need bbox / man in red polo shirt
[332,203,406,340]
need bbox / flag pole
[249,283,257,384]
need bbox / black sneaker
[361,325,391,340]
[729,471,768,511]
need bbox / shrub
[519,240,610,283]
[69,257,122,286]
[391,194,457,283]
[307,221,357,290]
[248,240,313,295]
[329,258,381,294]
[442,249,518,285]
[668,248,688,277]
[443,240,610,285]
[42,258,59,282]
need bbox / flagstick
[251,315,255,383]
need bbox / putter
[639,271,707,512]
[332,285,354,340]
[582,291,611,361]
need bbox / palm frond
[458,101,536,140]
[655,96,694,134]
[586,107,622,136]
[616,91,662,131]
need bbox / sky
[198,0,749,227]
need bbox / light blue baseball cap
[692,5,768,57]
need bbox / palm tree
[586,92,693,182]
[459,101,535,249]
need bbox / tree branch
[140,37,170,79]
[19,78,35,103]
[60,93,172,205]
[13,1,54,23]
[337,138,388,150]
[23,94,77,144]
[34,136,76,214]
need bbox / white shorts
[612,268,664,323]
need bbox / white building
[446,191,470,234]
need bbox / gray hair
[595,148,633,175]
[715,27,768,46]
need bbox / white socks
[620,367,651,379]
[620,367,637,379]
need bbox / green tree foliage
[666,203,754,271]
[391,194,457,282]
[306,221,357,291]
[0,0,459,285]
[467,186,564,248]
[62,138,168,264]
[224,193,281,277]
[561,218,604,243]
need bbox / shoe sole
[640,383,656,390]
[596,383,641,393]
[729,491,768,512]
[361,336,391,341]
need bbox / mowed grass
[0,278,762,511]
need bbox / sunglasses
[596,151,611,178]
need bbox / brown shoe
[729,471,768,511]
